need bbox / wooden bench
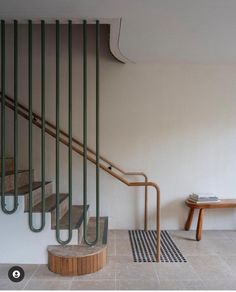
[185,199,236,241]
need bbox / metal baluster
[0,20,6,212]
[28,19,33,229]
[1,20,18,214]
[95,20,100,242]
[40,20,46,230]
[13,20,19,212]
[83,20,100,245]
[55,20,72,244]
[67,19,73,242]
[28,20,45,232]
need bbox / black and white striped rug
[129,230,187,263]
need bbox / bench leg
[185,208,194,231]
[196,209,204,241]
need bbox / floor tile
[115,230,130,240]
[2,230,236,290]
[202,279,236,290]
[71,280,116,290]
[109,255,133,264]
[117,279,160,290]
[153,262,200,281]
[31,265,71,280]
[207,238,236,256]
[201,230,229,239]
[107,230,116,241]
[116,262,156,280]
[168,230,196,241]
[158,280,204,290]
[116,239,132,256]
[222,230,236,239]
[0,279,26,290]
[24,279,71,290]
[188,255,234,280]
[107,239,116,256]
[221,255,236,277]
[173,238,217,256]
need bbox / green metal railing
[0,19,101,246]
[0,18,161,258]
[28,19,46,232]
[13,20,19,211]
[67,20,73,242]
[55,20,72,244]
[1,20,19,214]
[40,20,46,230]
[83,20,100,245]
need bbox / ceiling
[0,0,236,63]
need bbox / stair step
[19,182,53,210]
[6,181,51,196]
[48,216,109,276]
[86,216,109,245]
[0,170,33,192]
[30,193,69,227]
[31,193,68,213]
[52,205,89,230]
[0,158,14,172]
[0,170,28,177]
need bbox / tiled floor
[1,230,236,290]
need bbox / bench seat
[185,199,236,241]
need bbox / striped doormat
[128,230,187,263]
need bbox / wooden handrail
[4,95,146,176]
[0,93,160,261]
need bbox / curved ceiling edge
[109,19,134,64]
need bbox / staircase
[0,20,161,276]
[0,93,160,266]
[0,157,108,275]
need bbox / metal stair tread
[52,205,89,230]
[31,193,68,213]
[0,170,29,177]
[5,181,51,196]
[86,216,108,245]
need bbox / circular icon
[8,266,25,283]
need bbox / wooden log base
[48,217,109,276]
[48,244,107,276]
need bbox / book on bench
[188,193,221,204]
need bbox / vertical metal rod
[28,20,45,232]
[40,20,46,229]
[95,19,100,240]
[28,20,33,229]
[83,20,88,242]
[144,181,148,231]
[55,19,60,242]
[83,20,100,245]
[55,20,71,244]
[13,20,19,211]
[156,187,161,262]
[0,20,6,212]
[67,19,73,241]
[1,20,18,213]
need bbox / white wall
[2,24,236,231]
